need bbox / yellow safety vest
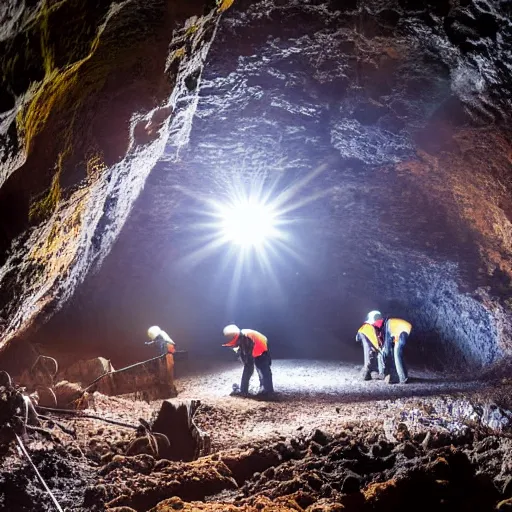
[386,318,412,343]
[357,323,381,351]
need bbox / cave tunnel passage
[17,0,512,378]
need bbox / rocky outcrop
[0,1,233,351]
[3,0,512,372]
[85,422,512,511]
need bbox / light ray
[176,235,229,272]
[226,247,247,312]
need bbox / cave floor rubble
[2,359,512,511]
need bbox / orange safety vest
[241,329,268,357]
[223,329,268,357]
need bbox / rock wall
[2,0,512,372]
[0,0,233,350]
[136,0,511,370]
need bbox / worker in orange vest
[356,311,412,383]
[146,326,176,384]
[146,326,176,356]
[222,324,274,397]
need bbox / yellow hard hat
[147,326,161,340]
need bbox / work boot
[230,383,248,397]
[361,367,372,381]
[385,374,399,384]
[255,389,275,401]
[256,388,274,396]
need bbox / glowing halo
[174,162,332,284]
[219,199,278,248]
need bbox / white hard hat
[147,326,162,340]
[223,324,240,338]
[366,310,383,323]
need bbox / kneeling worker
[222,324,274,397]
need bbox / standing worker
[222,324,274,397]
[146,326,176,384]
[356,311,412,384]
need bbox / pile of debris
[95,422,512,511]
[0,359,208,512]
[15,354,177,410]
[3,356,512,511]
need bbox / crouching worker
[222,324,274,397]
[146,326,176,356]
[356,311,412,384]
[356,311,386,381]
[383,317,412,384]
[146,326,176,383]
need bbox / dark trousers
[382,332,409,383]
[361,338,385,379]
[393,332,408,383]
[240,351,274,394]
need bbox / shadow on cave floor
[174,359,484,406]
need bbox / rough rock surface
[60,356,114,387]
[2,363,512,511]
[4,397,512,511]
[47,0,512,371]
[182,0,512,369]
[0,0,231,350]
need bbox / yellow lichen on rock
[86,152,107,179]
[28,169,62,222]
[17,66,78,156]
[28,187,90,282]
[218,0,235,12]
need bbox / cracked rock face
[3,0,512,372]
[0,0,230,350]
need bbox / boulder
[54,380,87,409]
[61,357,114,387]
[152,400,210,461]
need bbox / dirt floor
[2,359,512,511]
[173,359,484,450]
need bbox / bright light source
[220,201,277,247]
[175,162,330,285]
